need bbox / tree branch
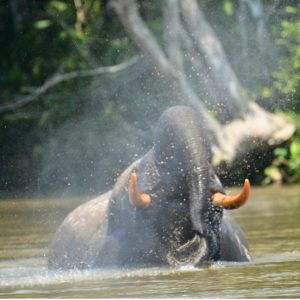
[163,0,183,71]
[214,102,296,170]
[179,26,223,111]
[74,0,86,34]
[110,0,210,114]
[110,0,228,152]
[111,0,171,74]
[180,0,248,121]
[0,57,139,114]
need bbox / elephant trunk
[166,234,207,266]
[182,129,213,239]
[154,106,220,262]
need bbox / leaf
[34,20,52,30]
[223,0,234,16]
[261,87,272,99]
[264,166,282,183]
[285,6,298,14]
[290,140,300,159]
[50,1,68,12]
[274,147,288,158]
[39,111,50,127]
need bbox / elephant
[48,106,251,269]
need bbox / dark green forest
[1,0,300,198]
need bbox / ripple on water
[1,252,299,298]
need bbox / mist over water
[37,62,174,198]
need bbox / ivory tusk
[128,171,151,208]
[211,179,250,209]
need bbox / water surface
[0,185,300,298]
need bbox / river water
[0,185,300,298]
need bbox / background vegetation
[0,0,299,198]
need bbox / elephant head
[107,106,250,267]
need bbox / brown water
[0,185,300,298]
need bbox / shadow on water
[0,185,300,298]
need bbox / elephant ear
[128,171,151,208]
[211,179,250,209]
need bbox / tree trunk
[162,0,183,72]
[9,0,29,34]
[110,0,295,179]
[179,0,249,121]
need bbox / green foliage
[50,0,68,12]
[262,4,300,185]
[0,0,130,195]
[273,6,300,104]
[263,112,300,184]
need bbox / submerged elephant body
[48,106,251,269]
